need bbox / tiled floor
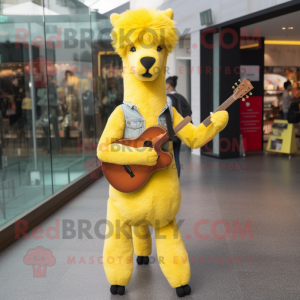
[1,147,300,300]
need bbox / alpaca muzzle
[140,57,156,77]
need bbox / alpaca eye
[130,47,136,52]
[157,46,163,52]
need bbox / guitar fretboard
[173,116,192,133]
[202,95,235,127]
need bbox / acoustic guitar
[101,78,254,193]
[101,116,191,193]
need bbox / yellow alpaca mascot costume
[97,8,229,297]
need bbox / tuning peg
[235,82,238,86]
[238,79,241,82]
[249,92,252,95]
[232,86,235,89]
[242,98,245,101]
[246,95,249,98]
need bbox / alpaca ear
[163,9,174,20]
[110,13,120,27]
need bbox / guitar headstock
[232,78,254,101]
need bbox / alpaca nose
[140,57,156,70]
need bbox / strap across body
[164,108,175,141]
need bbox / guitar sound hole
[143,140,153,148]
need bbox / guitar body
[102,125,173,193]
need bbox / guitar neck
[202,95,236,127]
[173,116,192,134]
[153,116,191,155]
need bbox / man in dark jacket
[166,76,192,178]
[282,80,293,120]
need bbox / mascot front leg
[104,200,133,295]
[155,219,191,297]
[132,224,152,265]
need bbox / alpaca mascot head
[110,8,178,87]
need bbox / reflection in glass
[0,3,53,227]
[0,1,125,229]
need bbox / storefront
[0,1,127,236]
[200,0,300,158]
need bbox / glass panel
[0,0,121,230]
[91,12,123,140]
[0,1,53,228]
[212,33,220,155]
[44,2,95,193]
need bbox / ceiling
[82,0,129,14]
[241,10,300,41]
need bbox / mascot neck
[123,60,167,117]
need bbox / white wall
[166,52,176,79]
[175,59,189,99]
[175,37,191,58]
[265,44,300,66]
[130,0,291,34]
[190,30,201,155]
[173,37,191,101]
[130,0,172,9]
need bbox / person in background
[166,76,192,178]
[282,80,293,121]
[57,87,68,121]
[12,78,23,121]
[22,90,32,129]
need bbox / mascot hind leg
[155,219,191,297]
[132,224,152,265]
[103,200,133,295]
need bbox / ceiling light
[282,27,286,30]
[288,27,293,29]
[265,40,300,45]
[240,42,259,49]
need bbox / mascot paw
[175,285,191,297]
[146,148,158,166]
[137,256,149,265]
[110,285,125,295]
[210,111,229,131]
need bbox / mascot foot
[176,285,191,297]
[110,285,125,295]
[136,256,149,265]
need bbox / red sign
[240,96,262,151]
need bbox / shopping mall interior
[241,10,300,150]
[1,0,300,299]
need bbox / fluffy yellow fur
[97,8,229,292]
[110,8,178,57]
